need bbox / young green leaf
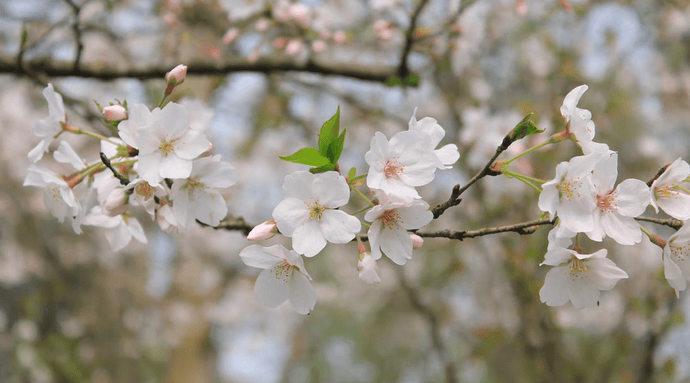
[326,128,346,164]
[508,113,543,142]
[309,163,336,174]
[318,106,340,157]
[279,147,331,166]
[347,167,357,181]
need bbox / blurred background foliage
[1,0,690,382]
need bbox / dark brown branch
[396,0,431,80]
[417,217,555,241]
[647,163,670,187]
[99,152,129,186]
[0,56,403,84]
[397,268,458,383]
[210,216,253,236]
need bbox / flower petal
[292,219,327,257]
[288,271,316,314]
[320,210,360,244]
[540,266,570,307]
[272,198,309,237]
[240,245,282,269]
[254,266,290,308]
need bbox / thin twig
[635,216,683,230]
[99,152,129,186]
[63,0,84,71]
[396,0,431,80]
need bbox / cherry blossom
[247,220,278,241]
[124,178,169,220]
[23,165,82,233]
[408,108,460,169]
[357,253,381,285]
[171,155,236,229]
[365,131,436,202]
[650,158,690,220]
[560,85,609,154]
[102,105,127,121]
[538,151,604,234]
[586,153,650,245]
[136,102,211,186]
[117,103,154,148]
[239,244,316,314]
[663,222,690,296]
[83,206,147,252]
[539,248,628,309]
[29,84,66,163]
[364,191,433,265]
[272,171,361,257]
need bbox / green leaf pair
[279,107,346,173]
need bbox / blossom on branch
[365,131,436,203]
[650,158,690,221]
[663,222,690,296]
[408,108,460,169]
[83,206,147,252]
[29,84,66,163]
[539,248,628,309]
[239,244,316,314]
[560,85,609,154]
[272,171,361,257]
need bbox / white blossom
[663,222,690,297]
[117,103,154,149]
[560,85,609,154]
[136,102,211,186]
[539,248,628,309]
[650,158,690,220]
[272,171,360,257]
[586,153,650,245]
[364,191,433,265]
[365,131,436,202]
[357,253,381,285]
[408,108,459,169]
[171,155,235,229]
[239,244,316,314]
[23,165,82,233]
[83,207,147,252]
[29,84,66,163]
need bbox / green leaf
[347,167,356,181]
[509,113,543,141]
[309,163,336,174]
[279,147,331,167]
[326,128,346,164]
[318,106,340,157]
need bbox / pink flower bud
[333,30,346,45]
[288,4,310,28]
[247,220,278,241]
[103,105,127,121]
[285,39,303,55]
[254,19,270,32]
[166,64,187,86]
[312,40,326,52]
[104,188,128,216]
[357,253,381,285]
[222,28,239,45]
[410,233,424,249]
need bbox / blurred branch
[417,217,554,241]
[63,0,84,71]
[0,56,404,84]
[396,0,430,80]
[397,268,458,383]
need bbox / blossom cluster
[537,85,690,308]
[24,69,236,252]
[240,107,459,314]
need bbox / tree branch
[396,0,431,80]
[0,56,405,84]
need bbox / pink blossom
[254,19,270,32]
[312,40,326,52]
[248,221,278,241]
[165,64,187,86]
[333,30,346,45]
[103,105,127,121]
[285,39,303,55]
[222,28,239,45]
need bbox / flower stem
[504,138,555,166]
[157,93,170,109]
[353,187,375,207]
[503,170,543,193]
[351,205,373,216]
[66,123,119,146]
[640,225,667,249]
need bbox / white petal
[657,192,690,220]
[292,219,327,257]
[435,144,460,168]
[53,141,85,170]
[592,152,617,192]
[254,266,289,308]
[126,216,148,244]
[379,225,413,265]
[28,138,52,163]
[600,212,640,245]
[272,198,309,237]
[560,85,588,119]
[567,280,601,309]
[588,257,628,290]
[312,172,350,208]
[368,220,383,260]
[288,271,316,314]
[282,171,315,201]
[320,210,360,244]
[175,130,211,160]
[395,201,433,230]
[541,247,576,266]
[240,245,282,269]
[614,178,650,217]
[539,266,570,307]
[159,154,192,179]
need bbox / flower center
[158,137,178,157]
[270,260,294,283]
[306,198,326,220]
[380,209,400,228]
[596,190,616,213]
[655,184,683,201]
[556,174,583,202]
[566,258,589,281]
[383,158,403,178]
[181,178,205,194]
[135,182,154,200]
[670,241,690,263]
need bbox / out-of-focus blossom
[312,40,326,52]
[333,30,346,45]
[222,27,239,45]
[103,105,127,121]
[285,39,303,55]
[357,253,381,285]
[29,84,66,163]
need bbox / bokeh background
[1,0,690,382]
